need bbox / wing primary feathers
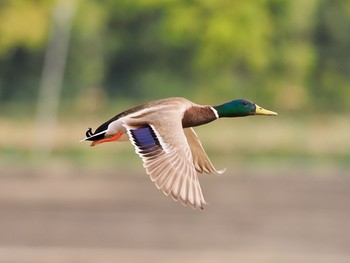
[127,124,208,210]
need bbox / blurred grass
[1,113,349,173]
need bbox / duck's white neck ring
[210,106,219,119]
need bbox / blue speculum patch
[131,126,161,151]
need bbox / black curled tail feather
[84,108,127,141]
[84,127,105,141]
[85,128,93,138]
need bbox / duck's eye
[243,101,248,106]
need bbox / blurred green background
[0,1,350,263]
[1,0,350,166]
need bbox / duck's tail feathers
[80,129,107,142]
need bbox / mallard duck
[82,97,277,209]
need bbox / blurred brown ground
[0,165,349,263]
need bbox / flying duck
[82,97,277,209]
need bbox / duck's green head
[214,99,277,118]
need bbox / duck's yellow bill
[254,105,278,116]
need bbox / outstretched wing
[126,124,207,209]
[184,128,225,175]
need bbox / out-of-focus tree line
[0,0,349,112]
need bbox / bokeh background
[0,0,349,262]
